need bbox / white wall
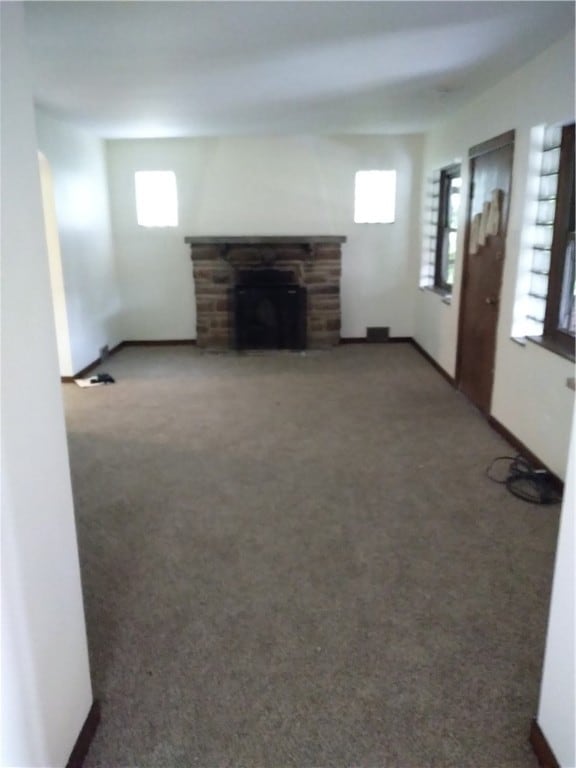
[35,110,122,376]
[0,4,93,766]
[537,410,575,767]
[106,134,423,340]
[414,33,575,478]
[39,151,74,375]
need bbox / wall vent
[366,327,390,343]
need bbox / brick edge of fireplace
[185,237,346,350]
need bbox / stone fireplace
[184,236,346,349]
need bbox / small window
[420,171,441,287]
[135,171,178,227]
[354,170,396,224]
[520,124,562,338]
[434,165,461,291]
[543,123,575,354]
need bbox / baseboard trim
[108,341,125,356]
[409,339,456,386]
[61,356,102,383]
[529,719,560,768]
[60,340,197,382]
[61,341,125,383]
[339,336,413,345]
[60,335,562,489]
[487,416,563,493]
[122,339,197,347]
[65,700,100,768]
[408,341,563,488]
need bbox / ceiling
[24,1,575,139]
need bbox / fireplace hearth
[184,236,346,349]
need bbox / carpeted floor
[63,344,558,768]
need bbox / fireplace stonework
[184,236,346,349]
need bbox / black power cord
[486,455,562,505]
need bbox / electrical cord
[486,455,562,505]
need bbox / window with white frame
[354,170,396,224]
[541,123,575,352]
[135,171,178,227]
[420,170,440,287]
[434,165,461,291]
[523,122,575,358]
[420,165,461,292]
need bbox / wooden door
[457,131,515,412]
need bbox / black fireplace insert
[234,269,307,350]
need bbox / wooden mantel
[185,235,346,349]
[184,235,346,245]
[185,235,346,263]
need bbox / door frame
[455,130,515,409]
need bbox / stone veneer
[185,236,346,349]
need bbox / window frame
[542,122,575,356]
[433,164,461,292]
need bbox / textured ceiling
[24,1,575,138]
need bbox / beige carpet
[63,344,558,768]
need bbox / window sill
[510,336,526,347]
[423,285,452,303]
[526,335,575,363]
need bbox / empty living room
[1,2,574,768]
